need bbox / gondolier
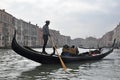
[42,20,51,54]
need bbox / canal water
[0,48,120,80]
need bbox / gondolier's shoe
[50,52,55,56]
[50,47,55,56]
[42,51,48,54]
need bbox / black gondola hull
[11,31,113,64]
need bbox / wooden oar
[49,36,67,71]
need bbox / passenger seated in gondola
[69,45,78,55]
[75,46,79,55]
[89,49,101,56]
[61,45,79,56]
[89,51,96,56]
[61,44,70,56]
[90,48,102,56]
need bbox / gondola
[11,31,114,64]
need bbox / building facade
[14,19,39,47]
[0,9,40,48]
[38,28,43,47]
[0,9,14,48]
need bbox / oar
[49,36,67,71]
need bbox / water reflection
[17,60,101,80]
[18,64,58,80]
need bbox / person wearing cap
[42,20,50,54]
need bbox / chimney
[29,21,31,24]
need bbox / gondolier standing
[42,20,50,54]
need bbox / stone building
[84,37,98,48]
[38,28,43,47]
[0,9,67,48]
[15,19,39,47]
[29,23,39,47]
[0,9,39,48]
[0,9,14,48]
[71,38,84,47]
[58,35,71,47]
[99,31,114,47]
[49,30,60,47]
[14,18,23,45]
[113,23,120,48]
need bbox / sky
[0,0,120,39]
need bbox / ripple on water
[0,49,120,80]
[0,50,40,80]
